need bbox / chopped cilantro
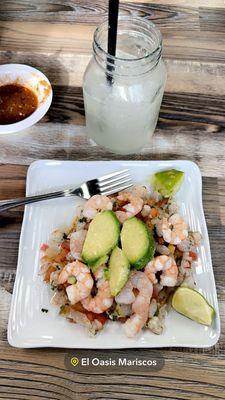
[103,268,110,281]
[79,217,87,223]
[106,311,118,321]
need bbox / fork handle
[0,188,82,212]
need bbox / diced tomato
[189,251,198,261]
[44,265,56,283]
[61,240,70,251]
[150,208,159,218]
[40,243,49,251]
[54,248,69,263]
[158,237,164,245]
[156,198,168,207]
[86,312,95,322]
[85,311,108,325]
[118,207,126,212]
[94,313,108,325]
[71,303,108,325]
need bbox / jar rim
[93,16,162,63]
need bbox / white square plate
[8,160,220,348]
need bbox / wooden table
[0,1,225,399]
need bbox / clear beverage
[83,17,167,154]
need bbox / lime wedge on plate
[172,287,215,326]
[152,169,184,198]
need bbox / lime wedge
[172,287,215,326]
[151,169,184,198]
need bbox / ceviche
[40,169,214,338]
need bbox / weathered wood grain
[123,0,225,6]
[0,0,200,31]
[1,0,225,32]
[200,7,225,33]
[0,344,224,399]
[2,50,225,98]
[1,123,225,179]
[1,21,225,63]
[1,0,225,398]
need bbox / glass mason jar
[83,17,167,154]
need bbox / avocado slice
[109,247,130,296]
[82,211,120,266]
[121,217,155,270]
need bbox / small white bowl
[0,64,53,135]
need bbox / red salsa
[0,83,38,125]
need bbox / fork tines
[97,169,133,196]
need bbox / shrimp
[156,244,170,256]
[51,289,68,306]
[141,204,151,218]
[82,266,113,314]
[69,230,87,260]
[115,192,144,224]
[58,261,93,305]
[162,213,188,245]
[130,185,148,200]
[44,229,65,257]
[115,279,136,305]
[145,255,178,287]
[83,195,113,219]
[67,310,104,335]
[147,304,167,335]
[177,231,202,252]
[119,271,153,338]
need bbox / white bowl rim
[0,64,53,135]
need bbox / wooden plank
[1,122,225,179]
[0,0,199,29]
[123,0,225,6]
[0,343,224,398]
[1,0,225,24]
[0,22,94,54]
[1,49,225,97]
[200,7,225,33]
[163,30,225,63]
[165,60,225,96]
[0,1,200,31]
[0,165,26,198]
[1,21,225,63]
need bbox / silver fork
[0,169,133,212]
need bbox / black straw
[107,0,119,85]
